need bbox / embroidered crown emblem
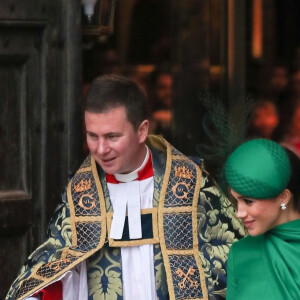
[175,166,192,179]
[74,179,91,192]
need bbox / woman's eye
[244,199,253,205]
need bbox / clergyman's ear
[138,120,149,143]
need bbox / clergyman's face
[85,106,148,174]
[231,189,284,236]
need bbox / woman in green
[225,138,300,299]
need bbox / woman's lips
[243,220,255,228]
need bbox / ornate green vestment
[6,136,244,300]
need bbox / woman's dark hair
[285,148,300,212]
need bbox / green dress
[227,219,300,299]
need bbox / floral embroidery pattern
[198,172,245,299]
[87,247,122,300]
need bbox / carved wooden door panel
[0,1,82,298]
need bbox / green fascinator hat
[225,139,291,199]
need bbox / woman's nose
[236,204,247,219]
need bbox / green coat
[227,219,300,299]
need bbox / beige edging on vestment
[158,138,174,299]
[193,164,208,299]
[158,138,208,300]
[17,156,107,300]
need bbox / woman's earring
[281,203,287,210]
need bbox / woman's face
[231,189,284,236]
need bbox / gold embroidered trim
[166,249,194,255]
[158,137,208,300]
[192,164,208,299]
[158,138,174,298]
[90,156,107,249]
[76,166,92,174]
[62,248,85,258]
[172,155,190,161]
[74,216,103,222]
[162,206,193,213]
[17,156,108,300]
[68,169,83,247]
[34,274,49,282]
[106,208,159,247]
[147,134,166,152]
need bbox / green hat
[225,139,291,199]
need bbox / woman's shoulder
[229,235,265,268]
[231,234,264,253]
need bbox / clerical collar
[106,146,153,183]
[106,146,153,240]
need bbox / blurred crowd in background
[83,46,300,159]
[82,0,300,159]
[248,55,300,157]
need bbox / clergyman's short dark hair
[84,74,149,129]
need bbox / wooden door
[0,1,83,298]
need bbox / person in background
[148,67,173,139]
[290,68,300,102]
[7,75,243,300]
[247,100,279,140]
[225,138,300,299]
[280,100,300,157]
[266,63,289,106]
